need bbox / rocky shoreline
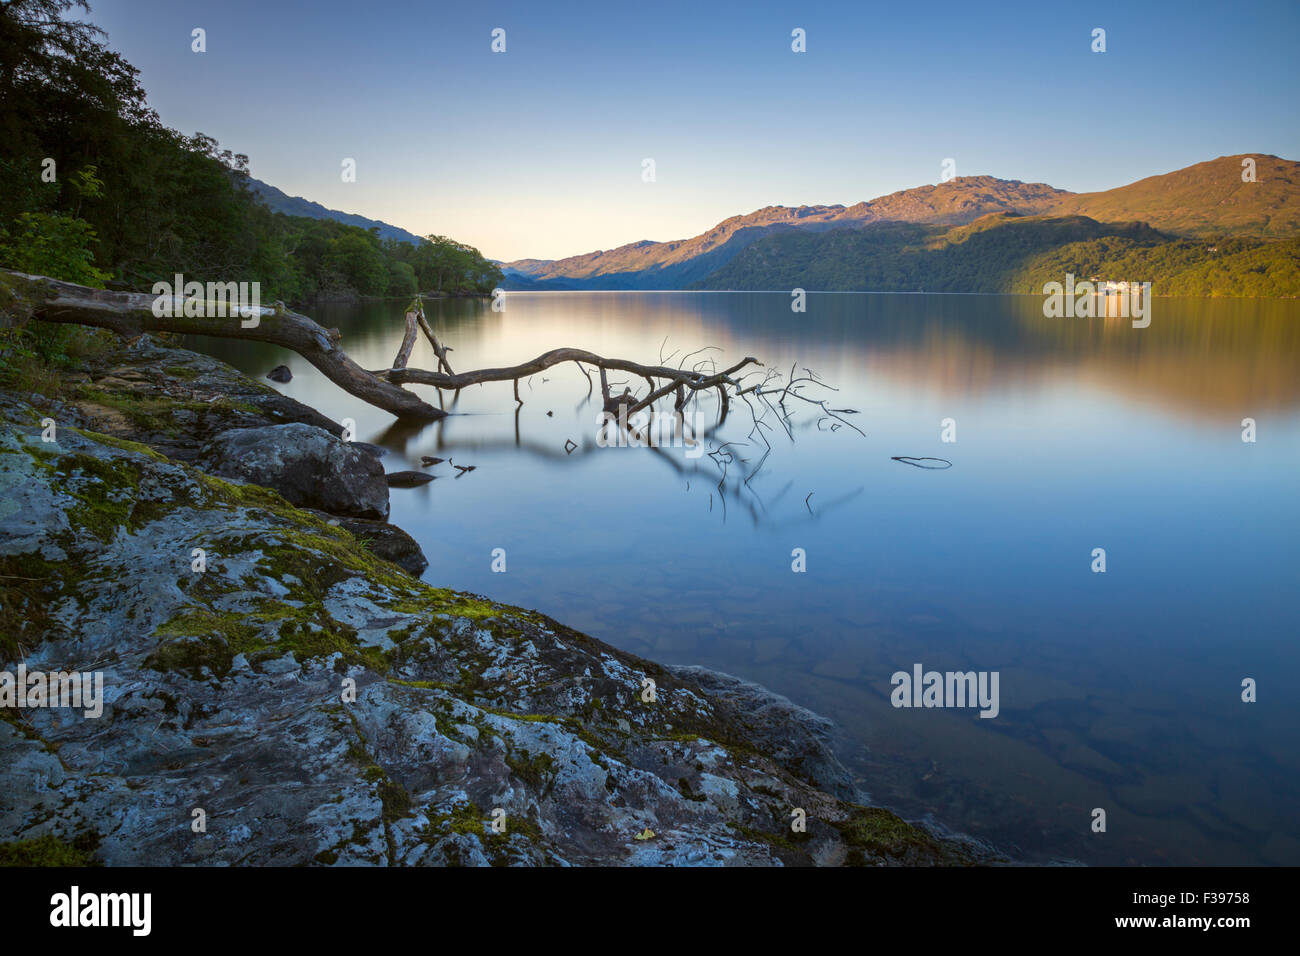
[0,335,998,866]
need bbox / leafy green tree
[385,259,418,297]
[0,211,109,286]
[319,229,387,296]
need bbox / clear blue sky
[87,0,1300,261]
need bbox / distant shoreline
[495,288,1300,300]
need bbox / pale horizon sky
[88,0,1300,262]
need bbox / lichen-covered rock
[316,512,428,576]
[49,334,343,462]
[0,392,993,867]
[200,422,389,519]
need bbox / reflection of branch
[769,364,865,437]
[891,456,953,469]
[368,333,867,526]
[375,409,860,529]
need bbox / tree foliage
[0,0,501,301]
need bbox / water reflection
[185,292,1300,866]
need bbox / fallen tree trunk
[1,272,787,439]
[3,270,863,499]
[3,270,445,421]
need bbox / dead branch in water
[6,274,859,472]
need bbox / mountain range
[243,156,1299,296]
[499,155,1300,293]
[246,177,425,245]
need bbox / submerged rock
[266,365,293,383]
[385,470,435,487]
[200,423,389,519]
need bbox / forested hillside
[695,213,1300,296]
[0,0,500,303]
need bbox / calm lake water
[188,292,1300,865]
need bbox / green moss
[67,454,135,527]
[55,449,180,540]
[0,552,68,660]
[199,477,531,624]
[145,635,236,679]
[378,779,412,824]
[15,441,57,473]
[163,365,202,380]
[482,709,559,724]
[0,834,99,867]
[505,750,556,791]
[206,395,263,415]
[155,608,262,643]
[68,427,167,461]
[424,802,487,839]
[501,811,544,844]
[393,589,505,621]
[197,474,326,527]
[146,600,386,677]
[220,514,417,599]
[388,678,448,690]
[726,820,799,851]
[836,807,951,864]
[71,384,208,434]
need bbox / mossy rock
[0,834,99,867]
[837,807,967,865]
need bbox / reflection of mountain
[844,296,1300,417]
[503,156,1300,295]
[190,293,1300,429]
[563,291,1300,419]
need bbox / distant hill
[1048,155,1299,237]
[245,177,424,244]
[502,155,1300,294]
[696,214,1161,292]
[696,212,1300,297]
[501,177,1067,289]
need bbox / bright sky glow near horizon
[88,0,1300,262]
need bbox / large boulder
[200,423,389,519]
